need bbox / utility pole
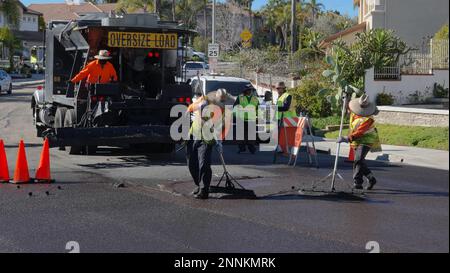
[290,0,297,53]
[212,0,216,44]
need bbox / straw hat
[95,50,112,60]
[348,94,378,117]
[206,89,235,107]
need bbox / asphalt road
[0,86,448,253]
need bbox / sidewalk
[312,137,449,171]
[12,74,44,87]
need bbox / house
[321,0,449,106]
[0,0,43,61]
[28,0,119,23]
[355,0,449,48]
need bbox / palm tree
[305,0,324,24]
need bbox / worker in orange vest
[337,94,380,190]
[71,50,118,84]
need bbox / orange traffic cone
[347,146,355,163]
[0,139,10,183]
[13,140,30,184]
[35,138,52,182]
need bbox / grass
[324,124,449,151]
[311,116,342,130]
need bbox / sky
[22,0,358,17]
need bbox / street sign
[240,29,253,42]
[208,43,220,58]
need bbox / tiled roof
[28,2,112,22]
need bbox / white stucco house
[0,1,43,62]
[356,0,449,106]
[321,0,449,107]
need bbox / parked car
[192,50,206,61]
[0,70,12,95]
[183,62,209,80]
[189,75,261,102]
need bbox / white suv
[183,62,209,80]
[0,70,12,95]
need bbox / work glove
[336,136,349,143]
[215,140,223,154]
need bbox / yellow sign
[240,29,253,42]
[107,32,178,49]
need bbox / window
[185,63,204,69]
[33,17,36,23]
[28,17,31,22]
[205,81,253,96]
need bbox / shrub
[289,78,332,118]
[433,83,449,98]
[376,92,395,105]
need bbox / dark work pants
[237,120,256,152]
[353,145,373,185]
[186,140,213,191]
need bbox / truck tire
[54,107,67,151]
[63,109,83,155]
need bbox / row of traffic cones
[0,138,53,184]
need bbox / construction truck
[31,13,194,155]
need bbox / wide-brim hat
[95,50,112,60]
[275,81,286,90]
[349,94,378,117]
[206,89,235,108]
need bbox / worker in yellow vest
[234,84,259,154]
[337,94,380,190]
[186,89,232,199]
[275,81,297,120]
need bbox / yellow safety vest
[276,92,297,120]
[189,98,223,145]
[235,94,259,121]
[349,113,379,147]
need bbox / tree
[0,0,21,28]
[117,0,154,13]
[0,27,22,70]
[320,29,412,110]
[175,0,204,30]
[304,0,324,24]
[434,24,449,40]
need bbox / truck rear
[32,13,194,154]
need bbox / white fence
[374,39,448,80]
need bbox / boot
[191,186,200,195]
[194,188,209,199]
[366,176,377,190]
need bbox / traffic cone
[347,146,355,163]
[13,140,30,184]
[35,138,52,183]
[0,139,10,183]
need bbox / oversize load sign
[108,32,178,49]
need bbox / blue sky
[23,0,358,17]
